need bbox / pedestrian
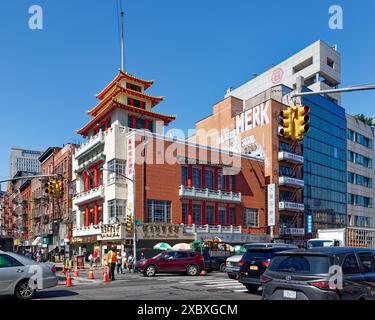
[106,246,118,281]
[93,249,99,267]
[36,250,41,263]
[116,252,123,275]
[140,252,145,261]
[127,254,134,273]
[88,252,94,268]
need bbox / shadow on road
[35,290,79,299]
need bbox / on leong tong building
[71,70,269,259]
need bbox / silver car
[0,251,58,300]
[226,254,243,279]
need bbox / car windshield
[269,254,331,274]
[307,240,334,248]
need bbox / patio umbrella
[153,243,172,251]
[172,243,191,250]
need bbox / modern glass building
[302,92,347,232]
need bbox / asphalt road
[33,271,261,300]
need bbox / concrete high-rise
[9,147,42,178]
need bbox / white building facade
[9,147,42,178]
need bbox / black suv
[238,244,298,293]
[261,247,375,300]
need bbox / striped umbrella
[172,243,191,250]
[153,243,172,251]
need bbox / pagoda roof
[95,69,155,100]
[77,99,176,136]
[88,84,164,117]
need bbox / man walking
[106,246,118,281]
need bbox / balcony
[183,224,242,234]
[75,131,105,160]
[73,224,101,237]
[279,201,305,212]
[77,153,106,172]
[73,186,105,206]
[279,176,304,188]
[278,151,304,164]
[179,186,241,203]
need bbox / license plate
[283,290,297,299]
[250,265,258,270]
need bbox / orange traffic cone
[103,267,109,283]
[66,270,72,287]
[88,266,95,279]
[200,269,207,276]
[61,266,66,275]
[74,266,79,277]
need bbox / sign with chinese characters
[126,132,135,221]
[137,223,194,240]
[196,233,271,244]
[267,184,276,226]
[99,224,124,240]
[279,228,305,236]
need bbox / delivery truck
[307,227,375,249]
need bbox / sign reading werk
[235,101,270,134]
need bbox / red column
[85,205,90,227]
[94,202,99,226]
[202,200,206,225]
[145,119,149,130]
[94,167,99,188]
[201,165,206,189]
[226,175,230,192]
[85,172,90,191]
[187,164,193,188]
[214,202,219,225]
[214,167,219,190]
[132,115,137,129]
[226,204,230,225]
[188,200,193,225]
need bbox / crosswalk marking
[204,282,243,287]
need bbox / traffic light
[45,181,54,195]
[278,107,294,138]
[126,214,133,233]
[55,180,64,198]
[294,106,310,140]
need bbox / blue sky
[1,0,375,181]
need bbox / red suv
[139,250,204,277]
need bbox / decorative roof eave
[77,100,176,136]
[95,69,154,100]
[89,84,164,117]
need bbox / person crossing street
[106,246,118,281]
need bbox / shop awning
[32,237,42,246]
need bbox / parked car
[139,250,205,277]
[238,244,298,293]
[261,247,375,300]
[201,249,228,273]
[226,254,243,279]
[0,251,58,300]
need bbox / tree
[354,114,373,126]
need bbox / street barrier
[66,270,72,287]
[88,266,95,279]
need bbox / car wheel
[228,274,237,280]
[144,265,157,277]
[186,264,199,276]
[219,263,226,273]
[245,285,259,293]
[15,279,36,300]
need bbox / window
[229,207,235,225]
[218,206,226,225]
[107,159,126,184]
[192,168,201,188]
[126,82,142,92]
[293,57,313,74]
[181,166,188,187]
[347,172,355,184]
[161,251,175,260]
[218,174,226,191]
[243,208,258,227]
[128,97,146,109]
[206,205,214,224]
[205,170,214,189]
[147,200,171,223]
[108,199,126,219]
[327,57,335,69]
[0,254,23,268]
[192,204,202,224]
[357,253,375,273]
[182,203,188,224]
[342,254,361,274]
[176,252,189,259]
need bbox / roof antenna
[120,10,125,72]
